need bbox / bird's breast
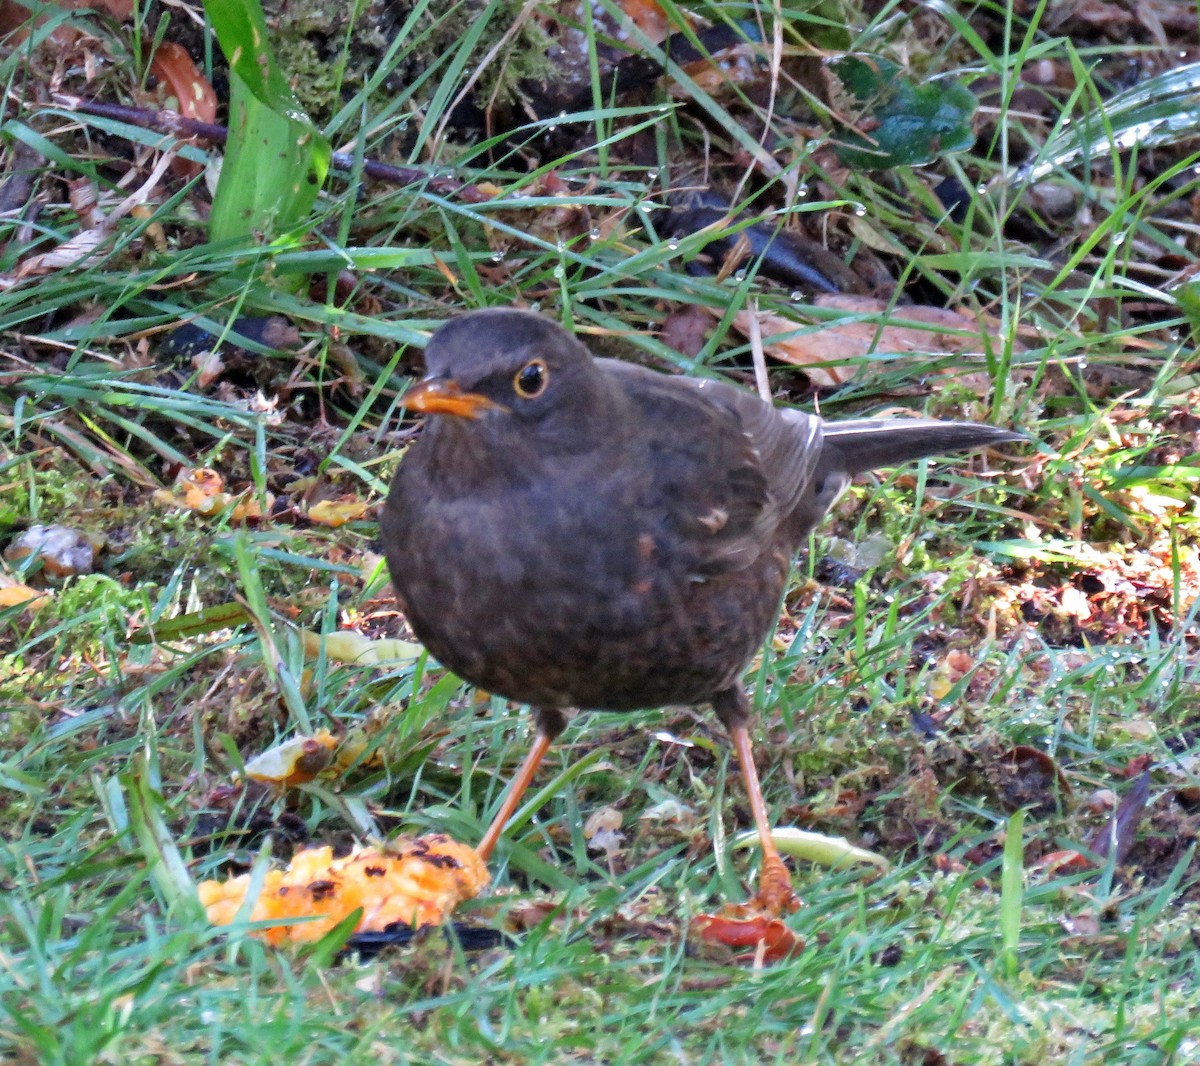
[383,447,791,712]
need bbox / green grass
[2,0,1200,1062]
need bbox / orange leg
[727,720,801,916]
[692,708,803,962]
[476,728,554,862]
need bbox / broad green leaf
[830,55,976,169]
[204,0,331,244]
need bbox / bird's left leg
[711,686,801,917]
[690,687,802,962]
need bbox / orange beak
[404,378,505,420]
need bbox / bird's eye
[513,359,548,398]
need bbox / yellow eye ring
[513,359,548,398]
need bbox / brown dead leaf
[148,42,218,178]
[713,296,1017,388]
[0,0,131,48]
[193,349,226,389]
[11,229,109,279]
[504,899,562,932]
[715,306,854,388]
[1137,0,1198,32]
[1059,912,1101,937]
[815,294,1019,357]
[1087,770,1150,864]
[8,152,176,282]
[0,581,51,609]
[993,745,1072,815]
[1047,0,1131,31]
[149,42,216,124]
[619,0,670,42]
[659,303,712,358]
[677,47,761,96]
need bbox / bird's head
[405,310,606,440]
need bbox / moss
[257,0,557,131]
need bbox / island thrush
[383,308,1020,921]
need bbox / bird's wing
[600,360,824,575]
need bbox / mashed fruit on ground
[197,834,489,945]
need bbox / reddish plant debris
[691,906,803,964]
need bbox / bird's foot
[754,855,802,916]
[691,903,802,964]
[691,859,803,964]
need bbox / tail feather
[821,419,1024,477]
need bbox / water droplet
[647,169,660,182]
[666,239,679,251]
[491,250,504,262]
[552,265,565,279]
[589,228,602,240]
[790,290,804,301]
[1078,358,1089,370]
[796,183,809,196]
[976,184,988,196]
[733,270,747,282]
[638,202,654,213]
[853,203,866,216]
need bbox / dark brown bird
[383,308,1020,924]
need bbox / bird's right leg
[475,707,567,862]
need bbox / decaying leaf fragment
[152,467,274,522]
[4,524,102,578]
[242,729,340,786]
